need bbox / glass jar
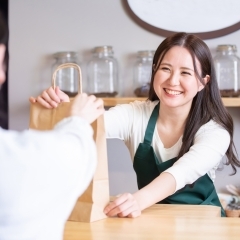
[52,51,79,97]
[214,45,240,97]
[87,46,119,97]
[133,50,154,97]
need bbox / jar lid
[93,46,113,54]
[137,50,155,58]
[216,45,237,52]
[53,51,77,58]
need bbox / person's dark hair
[0,11,8,69]
[0,11,8,45]
[148,32,240,174]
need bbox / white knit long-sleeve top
[104,100,230,192]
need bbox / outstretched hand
[29,86,105,124]
[104,193,141,218]
[29,86,70,108]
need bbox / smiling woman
[125,0,240,39]
[33,32,240,219]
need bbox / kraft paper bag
[29,63,109,222]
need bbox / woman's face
[153,46,205,110]
[0,44,6,85]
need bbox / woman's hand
[29,86,104,124]
[104,193,141,218]
[29,86,70,108]
[103,173,176,219]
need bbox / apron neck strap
[143,102,159,145]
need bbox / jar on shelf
[87,46,119,97]
[213,45,240,97]
[52,51,80,97]
[133,50,155,97]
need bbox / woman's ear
[203,75,210,84]
[198,75,210,91]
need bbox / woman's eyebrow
[181,67,194,72]
[160,62,171,66]
[160,63,194,71]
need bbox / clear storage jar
[133,50,154,97]
[87,46,119,97]
[52,51,79,97]
[214,45,240,97]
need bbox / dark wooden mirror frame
[122,0,240,40]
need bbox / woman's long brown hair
[148,32,240,174]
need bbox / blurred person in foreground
[0,12,104,240]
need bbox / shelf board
[102,97,240,107]
[103,97,146,106]
[221,97,240,107]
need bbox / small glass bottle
[133,50,155,97]
[52,51,79,97]
[214,45,240,97]
[87,46,119,97]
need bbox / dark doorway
[0,0,8,129]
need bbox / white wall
[9,0,240,195]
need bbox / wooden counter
[63,204,240,240]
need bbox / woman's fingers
[104,194,127,215]
[127,210,141,218]
[119,203,140,217]
[30,87,103,121]
[36,96,55,109]
[104,193,141,218]
[29,95,53,108]
[29,87,70,108]
[55,86,70,102]
[29,96,36,103]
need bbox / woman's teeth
[164,89,182,95]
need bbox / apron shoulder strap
[143,102,159,145]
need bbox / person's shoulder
[129,99,159,113]
[196,120,230,139]
[200,120,226,131]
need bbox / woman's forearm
[133,172,176,211]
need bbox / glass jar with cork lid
[214,45,240,97]
[52,51,80,97]
[133,50,154,97]
[87,46,119,97]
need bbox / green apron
[133,103,226,217]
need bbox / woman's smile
[164,88,183,96]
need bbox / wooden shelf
[102,97,240,107]
[103,97,146,106]
[221,97,240,107]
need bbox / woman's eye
[182,71,191,75]
[161,67,170,71]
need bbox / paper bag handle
[52,63,83,94]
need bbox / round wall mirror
[125,0,240,39]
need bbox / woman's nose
[168,73,180,86]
